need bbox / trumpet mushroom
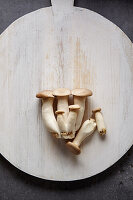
[92,108,106,135]
[66,118,96,155]
[62,105,80,139]
[36,90,61,138]
[53,88,71,121]
[55,110,67,134]
[72,88,92,131]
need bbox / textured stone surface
[0,0,132,199]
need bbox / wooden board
[0,0,133,181]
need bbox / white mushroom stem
[53,88,71,122]
[74,96,86,131]
[55,110,67,133]
[67,109,78,133]
[42,98,61,138]
[66,118,96,154]
[62,105,80,139]
[57,96,69,120]
[73,118,96,146]
[72,88,92,131]
[95,112,106,135]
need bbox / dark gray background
[0,0,133,199]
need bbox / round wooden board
[0,0,133,181]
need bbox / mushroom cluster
[36,88,106,155]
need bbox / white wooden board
[0,0,133,181]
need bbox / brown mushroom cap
[66,142,81,155]
[53,88,71,97]
[71,88,92,97]
[92,107,101,114]
[36,90,54,98]
[55,110,65,115]
[69,104,80,111]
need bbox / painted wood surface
[0,0,133,181]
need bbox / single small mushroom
[55,110,67,134]
[71,88,92,131]
[36,90,61,138]
[62,104,80,139]
[53,88,71,121]
[66,118,96,155]
[92,108,106,135]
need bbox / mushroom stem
[57,96,69,120]
[66,118,96,154]
[42,99,60,135]
[72,89,93,131]
[53,88,71,121]
[73,96,86,131]
[92,108,106,135]
[55,110,67,133]
[62,105,80,139]
[36,90,61,138]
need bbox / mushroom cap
[36,90,54,98]
[66,142,81,155]
[92,107,101,113]
[69,104,80,111]
[55,110,65,115]
[71,88,92,97]
[53,88,71,97]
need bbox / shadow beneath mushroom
[98,132,106,141]
[53,96,58,118]
[68,94,74,105]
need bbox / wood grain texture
[0,0,133,181]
